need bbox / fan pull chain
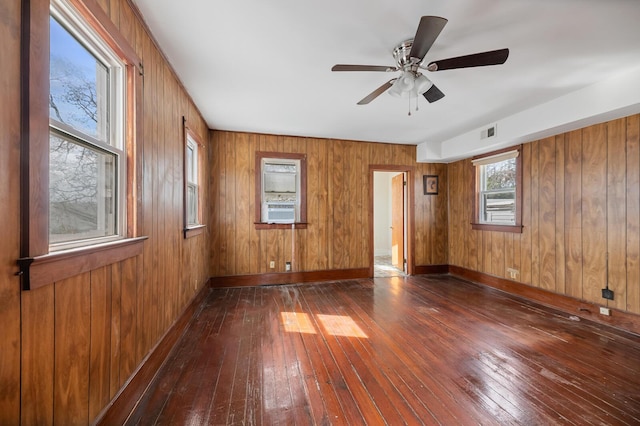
[416,96,419,112]
[408,96,411,116]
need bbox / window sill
[471,223,523,233]
[254,222,308,230]
[17,236,147,291]
[184,224,206,239]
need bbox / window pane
[50,133,116,243]
[187,144,195,183]
[482,191,515,224]
[482,158,516,191]
[187,183,198,225]
[50,16,109,141]
[264,163,296,174]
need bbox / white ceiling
[132,0,640,162]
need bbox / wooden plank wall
[0,0,210,424]
[448,114,640,316]
[209,132,449,276]
[0,0,22,422]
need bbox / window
[255,152,307,229]
[186,136,199,225]
[48,1,126,250]
[471,146,522,233]
[183,121,205,237]
[18,0,144,290]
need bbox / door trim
[369,165,415,277]
[391,172,405,271]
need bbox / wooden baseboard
[448,265,640,336]
[414,264,449,275]
[210,268,370,288]
[93,283,210,425]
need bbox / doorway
[371,168,412,277]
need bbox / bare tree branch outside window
[49,15,115,243]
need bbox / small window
[471,146,522,233]
[255,152,307,229]
[48,2,126,250]
[262,160,299,223]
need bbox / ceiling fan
[332,16,509,108]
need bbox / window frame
[18,0,145,290]
[471,145,523,233]
[254,151,307,230]
[183,118,206,238]
[48,5,127,251]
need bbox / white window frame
[471,146,523,233]
[254,151,307,229]
[183,121,206,238]
[49,0,127,251]
[260,158,301,224]
[186,133,199,226]
[477,157,517,225]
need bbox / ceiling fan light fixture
[415,74,433,95]
[388,71,415,97]
[388,71,432,98]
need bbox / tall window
[186,135,199,225]
[19,0,142,290]
[183,121,205,238]
[471,147,522,232]
[49,1,126,250]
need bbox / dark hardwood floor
[126,275,640,425]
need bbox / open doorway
[372,170,408,277]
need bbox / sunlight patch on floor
[281,312,317,334]
[317,314,368,338]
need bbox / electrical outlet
[507,268,519,279]
[285,262,291,271]
[599,307,611,316]
[602,288,614,300]
[269,261,275,269]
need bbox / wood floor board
[128,275,640,425]
[300,283,385,424]
[363,279,530,424]
[266,287,314,425]
[206,287,255,425]
[434,278,640,417]
[409,276,640,424]
[125,289,231,426]
[330,281,466,424]
[303,282,420,424]
[276,287,337,425]
[333,282,482,424]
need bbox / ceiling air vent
[481,124,497,139]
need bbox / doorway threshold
[374,255,406,278]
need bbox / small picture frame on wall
[424,175,438,195]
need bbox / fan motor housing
[393,39,420,69]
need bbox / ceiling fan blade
[423,84,445,103]
[409,16,448,61]
[332,64,397,72]
[357,80,394,105]
[426,48,509,71]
